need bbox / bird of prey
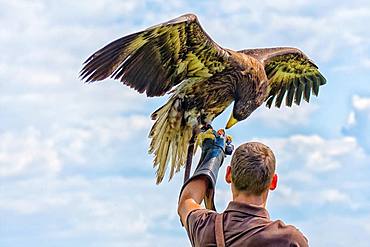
[80,13,326,184]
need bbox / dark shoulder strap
[215,213,225,247]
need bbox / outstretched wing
[80,14,231,97]
[240,47,326,108]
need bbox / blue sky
[1,0,370,246]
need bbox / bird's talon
[217,129,225,137]
[201,124,213,132]
[226,135,233,144]
[197,129,216,147]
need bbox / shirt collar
[225,201,270,219]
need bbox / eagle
[80,14,326,184]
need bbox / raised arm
[178,176,209,226]
[177,129,233,226]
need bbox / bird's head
[226,95,264,129]
[226,76,268,129]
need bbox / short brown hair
[230,142,276,195]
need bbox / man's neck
[232,191,268,208]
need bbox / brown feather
[80,13,230,97]
[239,47,326,108]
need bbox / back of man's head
[230,142,276,195]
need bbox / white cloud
[353,95,370,110]
[257,135,366,173]
[319,189,350,204]
[363,58,370,68]
[274,184,302,207]
[0,115,151,178]
[0,127,61,177]
[301,215,370,247]
[347,111,356,126]
[18,69,63,85]
[343,95,370,152]
[251,103,318,128]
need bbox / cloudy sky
[1,0,370,246]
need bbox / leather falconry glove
[180,127,234,211]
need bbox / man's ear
[269,174,278,190]
[225,165,232,184]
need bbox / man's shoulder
[263,219,308,246]
[186,209,218,246]
[186,208,217,229]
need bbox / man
[178,129,308,246]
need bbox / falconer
[178,129,308,247]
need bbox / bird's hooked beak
[226,113,238,129]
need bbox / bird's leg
[183,125,213,184]
[183,130,197,184]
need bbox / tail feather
[169,112,182,179]
[150,98,194,184]
[170,135,179,177]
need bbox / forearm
[177,176,209,225]
[180,175,209,203]
[177,129,232,226]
